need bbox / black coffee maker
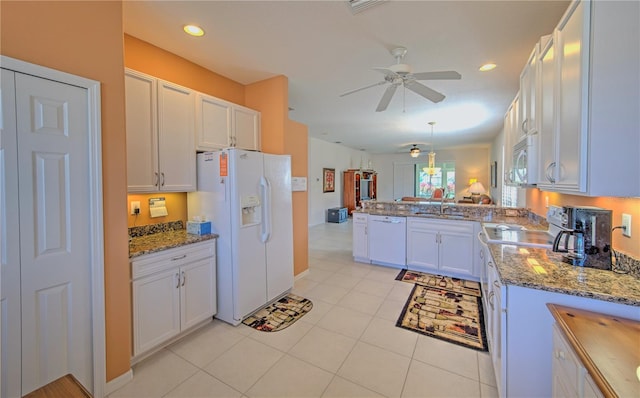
[551,206,612,269]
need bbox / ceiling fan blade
[411,71,462,80]
[339,80,387,97]
[405,81,446,103]
[376,83,399,112]
[372,67,399,79]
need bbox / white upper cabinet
[125,69,195,193]
[195,93,261,151]
[519,35,551,139]
[536,0,640,196]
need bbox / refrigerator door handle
[260,176,272,243]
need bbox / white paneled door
[1,65,99,396]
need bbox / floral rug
[396,275,487,351]
[395,269,481,297]
[242,294,313,332]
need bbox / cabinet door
[157,79,196,192]
[125,70,159,192]
[195,93,232,151]
[538,37,556,187]
[555,0,589,192]
[439,231,474,277]
[180,257,216,330]
[133,269,181,356]
[233,106,260,151]
[352,216,369,260]
[406,225,439,272]
[519,48,536,138]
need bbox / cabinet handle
[488,291,495,310]
[171,254,187,261]
[161,172,165,187]
[556,350,566,360]
[493,280,501,288]
[545,162,556,183]
[155,172,160,188]
[364,226,367,235]
[521,119,528,133]
[479,249,484,260]
[488,260,494,268]
[181,271,186,287]
[176,272,180,289]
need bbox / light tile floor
[109,220,498,398]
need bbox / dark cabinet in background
[343,169,377,215]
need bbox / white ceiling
[123,0,569,154]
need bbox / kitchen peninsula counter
[488,244,640,307]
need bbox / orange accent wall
[127,193,188,228]
[245,76,289,154]
[1,0,131,382]
[527,189,640,258]
[124,35,245,104]
[245,76,309,276]
[286,120,310,276]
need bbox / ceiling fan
[340,47,461,112]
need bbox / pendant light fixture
[423,121,441,175]
[409,144,420,158]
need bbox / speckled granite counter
[129,230,217,258]
[489,244,640,307]
[128,221,218,259]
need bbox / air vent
[347,0,386,14]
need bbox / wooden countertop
[547,303,640,398]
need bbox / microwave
[511,135,538,186]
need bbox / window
[415,162,456,198]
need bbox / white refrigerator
[187,149,294,325]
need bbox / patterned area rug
[396,274,487,351]
[242,294,313,332]
[395,269,481,297]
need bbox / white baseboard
[104,369,133,396]
[294,269,309,280]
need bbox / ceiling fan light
[410,146,420,158]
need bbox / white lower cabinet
[552,324,604,398]
[406,218,476,278]
[352,213,369,262]
[132,240,216,359]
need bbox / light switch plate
[622,214,631,237]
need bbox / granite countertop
[129,229,218,259]
[489,244,640,307]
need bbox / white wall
[307,137,371,226]
[371,147,491,201]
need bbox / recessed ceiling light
[183,24,204,37]
[479,63,497,72]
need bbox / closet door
[11,72,93,395]
[1,69,22,398]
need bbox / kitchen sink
[482,223,526,230]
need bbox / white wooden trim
[1,55,107,398]
[103,369,133,396]
[294,269,309,281]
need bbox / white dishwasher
[368,215,406,267]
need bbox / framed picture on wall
[491,161,498,188]
[323,168,335,193]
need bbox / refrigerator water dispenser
[241,195,261,226]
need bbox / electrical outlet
[622,214,631,237]
[130,201,141,215]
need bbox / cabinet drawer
[132,240,214,280]
[353,213,368,223]
[408,217,474,234]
